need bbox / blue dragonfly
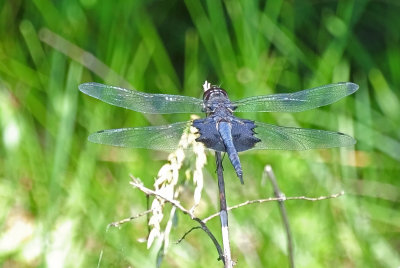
[79,81,358,184]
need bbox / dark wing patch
[193,118,225,152]
[231,119,261,152]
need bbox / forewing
[88,121,194,152]
[253,121,356,150]
[233,82,358,112]
[79,82,204,114]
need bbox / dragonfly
[79,81,358,184]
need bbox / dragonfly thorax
[203,86,234,114]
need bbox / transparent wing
[253,121,356,150]
[79,82,204,114]
[233,82,358,113]
[88,121,193,151]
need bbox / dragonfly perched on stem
[79,81,358,184]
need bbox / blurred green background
[1,0,400,267]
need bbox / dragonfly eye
[203,86,228,101]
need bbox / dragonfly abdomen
[218,121,244,184]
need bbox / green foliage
[1,0,399,267]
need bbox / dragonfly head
[203,85,228,101]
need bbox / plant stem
[215,152,233,268]
[265,165,295,268]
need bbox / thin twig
[129,175,225,262]
[108,209,153,228]
[215,152,233,268]
[130,177,189,215]
[202,191,345,223]
[264,165,294,268]
[176,226,202,244]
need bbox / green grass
[1,0,400,267]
